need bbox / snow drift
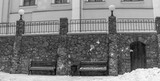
[0,67,160,81]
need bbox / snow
[0,67,160,81]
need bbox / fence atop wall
[25,20,60,34]
[68,18,108,33]
[117,18,156,33]
[0,18,157,35]
[0,22,16,35]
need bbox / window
[86,0,105,2]
[122,0,144,2]
[23,0,35,6]
[55,0,69,4]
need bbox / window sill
[121,1,144,4]
[84,1,106,5]
[19,5,37,9]
[51,3,71,7]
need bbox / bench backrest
[31,61,56,67]
[80,61,107,67]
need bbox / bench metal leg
[50,71,52,75]
[79,71,81,76]
[28,70,31,75]
[54,69,56,75]
[30,70,32,75]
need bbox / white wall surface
[32,11,72,21]
[72,0,81,19]
[8,0,154,22]
[153,0,160,17]
[2,0,10,22]
[83,9,154,19]
[0,0,3,23]
[9,13,32,22]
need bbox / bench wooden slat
[77,61,108,76]
[30,67,55,70]
[79,67,107,71]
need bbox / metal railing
[0,22,16,35]
[0,18,157,35]
[117,18,156,33]
[25,20,60,34]
[69,19,108,33]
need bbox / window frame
[84,0,105,3]
[23,0,36,6]
[121,0,144,2]
[52,0,70,4]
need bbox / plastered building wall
[0,0,3,23]
[7,0,154,22]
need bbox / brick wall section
[0,33,158,75]
[109,16,116,34]
[157,35,160,68]
[67,34,109,62]
[56,35,70,75]
[156,17,160,68]
[108,34,118,76]
[56,18,70,75]
[20,35,60,74]
[20,34,110,74]
[10,19,25,74]
[117,33,158,74]
[108,15,118,76]
[0,36,14,73]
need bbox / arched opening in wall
[130,41,146,71]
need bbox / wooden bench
[28,61,57,75]
[78,61,108,76]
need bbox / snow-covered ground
[0,68,160,81]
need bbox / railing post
[10,17,25,74]
[6,23,9,34]
[60,18,68,35]
[155,17,160,68]
[109,15,117,34]
[108,14,118,76]
[156,17,160,34]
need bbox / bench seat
[30,67,55,70]
[79,67,107,71]
[77,61,108,76]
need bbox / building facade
[0,0,160,76]
[0,0,155,23]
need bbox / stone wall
[19,34,110,75]
[0,33,159,75]
[67,34,109,75]
[117,33,158,74]
[157,34,160,68]
[20,35,60,74]
[67,34,109,62]
[0,36,14,73]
